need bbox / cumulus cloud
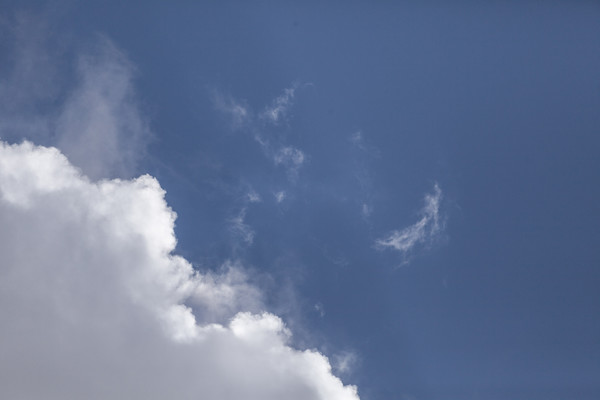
[376,183,443,257]
[0,140,359,400]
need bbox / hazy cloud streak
[0,16,150,179]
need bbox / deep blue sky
[2,2,600,399]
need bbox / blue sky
[1,2,600,399]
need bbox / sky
[1,2,599,399]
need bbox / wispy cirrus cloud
[349,131,365,150]
[274,146,306,179]
[260,84,298,125]
[333,351,359,375]
[212,92,251,130]
[349,130,380,158]
[213,84,307,180]
[246,189,262,203]
[361,203,373,219]
[229,207,256,246]
[274,190,286,203]
[314,302,325,317]
[376,183,443,259]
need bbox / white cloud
[261,85,297,124]
[56,37,151,180]
[274,146,305,178]
[376,183,443,257]
[333,351,359,375]
[350,131,364,149]
[274,190,287,203]
[274,147,305,166]
[361,203,372,218]
[349,130,380,158]
[0,140,359,400]
[246,189,262,203]
[213,85,307,181]
[213,92,251,129]
[229,207,256,246]
[0,19,150,180]
[314,302,325,318]
[214,85,297,132]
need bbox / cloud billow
[0,141,359,400]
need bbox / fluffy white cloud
[0,140,359,400]
[376,183,443,257]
